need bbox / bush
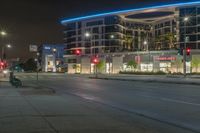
[119,71,166,75]
[191,72,200,75]
[171,72,183,75]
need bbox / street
[0,73,200,133]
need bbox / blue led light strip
[61,1,200,24]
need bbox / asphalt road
[2,73,200,133]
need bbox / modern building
[38,44,65,72]
[61,1,200,74]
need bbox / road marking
[135,94,200,107]
[161,98,200,106]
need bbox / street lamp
[183,17,189,77]
[144,41,148,50]
[144,41,150,71]
[1,44,12,60]
[108,35,115,74]
[85,32,95,74]
[85,32,92,54]
[184,17,189,22]
[1,31,8,60]
[35,52,40,81]
[7,44,12,48]
[85,32,90,38]
[110,35,115,39]
[52,48,57,53]
[52,48,57,72]
[1,31,7,36]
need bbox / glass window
[179,8,185,17]
[105,16,121,25]
[186,43,197,49]
[186,27,197,34]
[185,7,196,16]
[66,23,76,30]
[189,35,197,41]
[86,20,103,27]
[66,31,76,38]
[105,25,123,33]
[164,28,170,33]
[78,22,82,29]
[92,27,99,33]
[165,21,170,26]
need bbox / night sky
[0,0,196,60]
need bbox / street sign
[29,45,38,52]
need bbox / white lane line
[161,98,200,106]
[136,94,200,106]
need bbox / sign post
[30,45,39,83]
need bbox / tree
[192,56,200,72]
[124,35,134,51]
[23,58,37,72]
[155,33,176,50]
[96,60,105,73]
[155,35,162,50]
[165,33,176,49]
[127,60,137,71]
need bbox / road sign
[29,45,38,52]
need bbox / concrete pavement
[1,81,194,133]
[89,74,200,85]
[12,72,200,85]
[17,74,200,133]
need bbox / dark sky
[0,0,196,60]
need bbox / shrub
[119,71,166,75]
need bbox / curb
[89,77,200,85]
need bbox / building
[61,1,200,74]
[38,44,65,72]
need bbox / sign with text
[154,56,176,61]
[29,45,38,52]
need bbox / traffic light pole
[183,44,186,77]
[183,21,186,78]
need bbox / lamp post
[36,52,40,81]
[85,32,91,55]
[1,31,7,36]
[85,32,95,74]
[183,17,189,77]
[144,41,150,71]
[1,44,12,61]
[1,31,7,61]
[52,48,57,72]
[108,35,114,74]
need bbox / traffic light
[0,61,5,69]
[186,47,191,56]
[75,49,81,55]
[0,62,4,66]
[92,57,99,64]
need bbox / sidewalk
[0,73,9,82]
[91,74,200,85]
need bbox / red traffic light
[0,62,4,66]
[75,49,81,55]
[92,57,99,64]
[186,48,191,56]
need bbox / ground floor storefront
[63,50,200,74]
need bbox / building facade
[38,44,65,72]
[61,2,200,74]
